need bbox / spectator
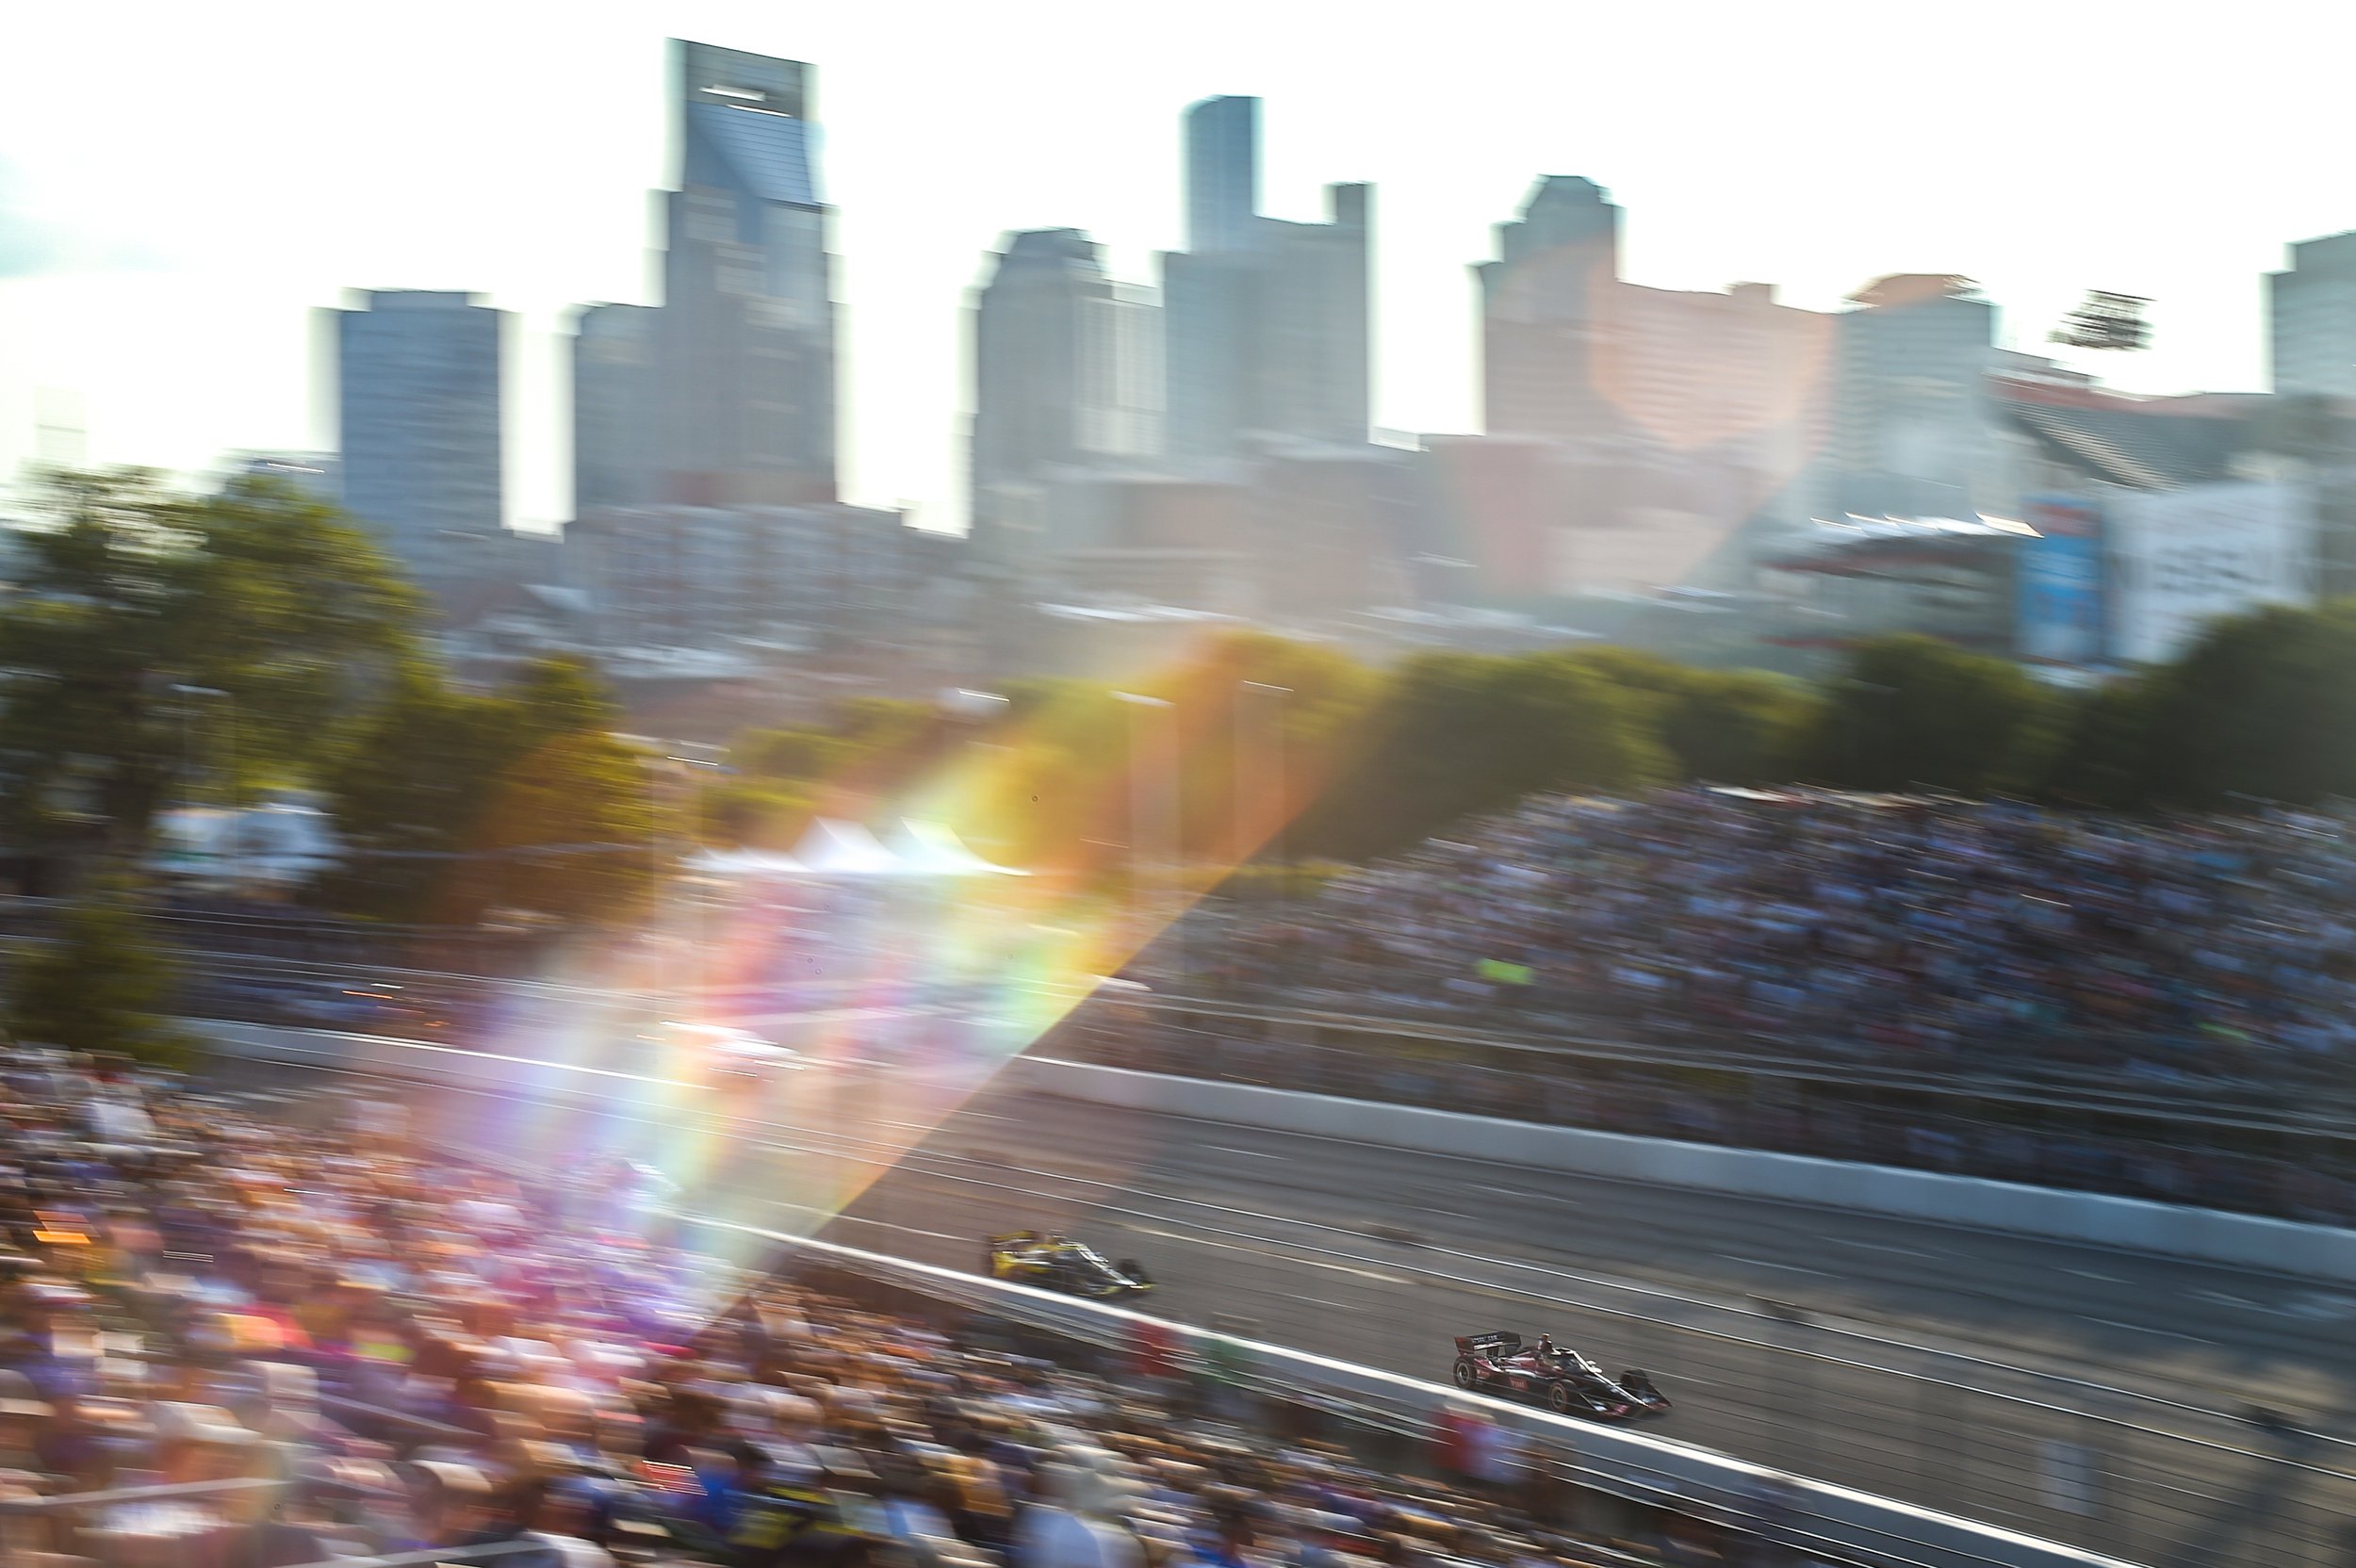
[0,1046,1806,1568]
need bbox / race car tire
[1546,1381,1577,1415]
[1119,1258,1151,1285]
[1451,1358,1478,1390]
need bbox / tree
[0,468,416,882]
[1304,649,1668,859]
[322,658,663,926]
[10,877,185,1066]
[1808,636,2059,795]
[2039,677,2162,808]
[731,727,850,785]
[1567,648,1821,785]
[2138,602,2356,807]
[452,728,663,927]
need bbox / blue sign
[2017,496,2105,666]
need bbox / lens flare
[423,651,1316,1324]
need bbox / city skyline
[3,1,2352,533]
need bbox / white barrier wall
[194,1021,2356,1281]
[1004,1057,2356,1282]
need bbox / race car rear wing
[1455,1331,1523,1357]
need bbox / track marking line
[1832,1239,1939,1260]
[1120,1223,1410,1285]
[2076,1315,2215,1345]
[1720,1255,1828,1277]
[2191,1289,2315,1320]
[2063,1268,2126,1283]
[833,1215,969,1244]
[1205,1146,1287,1160]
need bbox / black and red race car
[1450,1331,1671,1420]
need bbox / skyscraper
[2269,232,2356,398]
[571,41,838,513]
[1477,176,1622,437]
[572,302,660,510]
[662,40,836,504]
[1160,97,1370,464]
[335,290,505,596]
[1186,96,1259,256]
[968,229,1161,568]
[1255,183,1370,446]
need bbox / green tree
[2138,601,2356,807]
[731,727,850,785]
[1808,635,2059,794]
[2039,677,2162,808]
[455,728,663,927]
[0,468,416,879]
[322,658,663,925]
[1567,648,1821,784]
[9,878,186,1066]
[1305,649,1668,859]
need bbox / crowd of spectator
[0,1048,1808,1568]
[1183,790,2356,1097]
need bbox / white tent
[886,819,1026,877]
[690,820,1023,879]
[152,800,339,887]
[682,847,808,878]
[790,819,905,876]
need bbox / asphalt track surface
[205,1023,2356,1568]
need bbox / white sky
[2,0,2349,533]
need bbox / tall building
[571,303,661,510]
[1477,175,1622,438]
[571,41,839,513]
[335,290,505,596]
[969,230,1161,569]
[1185,96,1260,256]
[1256,184,1372,447]
[1830,274,1999,517]
[1159,97,1371,463]
[2270,232,2356,398]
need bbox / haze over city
[3,0,2348,530]
[14,4,2356,1566]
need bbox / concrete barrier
[1005,1056,2356,1282]
[197,1020,2356,1280]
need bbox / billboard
[2106,482,2316,665]
[2016,495,2106,667]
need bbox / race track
[207,1033,2356,1568]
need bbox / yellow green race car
[984,1231,1154,1298]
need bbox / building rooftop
[1847,274,1979,309]
[1992,377,2247,491]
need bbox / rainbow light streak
[437,647,1317,1326]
